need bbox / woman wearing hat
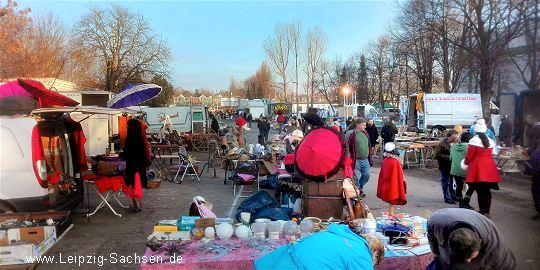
[461,119,502,218]
[235,116,250,148]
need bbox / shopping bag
[193,196,217,218]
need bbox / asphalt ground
[40,123,539,270]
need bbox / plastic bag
[235,190,288,222]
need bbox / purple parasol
[107,84,162,108]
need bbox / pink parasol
[294,127,346,181]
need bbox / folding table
[83,175,129,218]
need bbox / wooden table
[395,143,426,169]
[497,155,531,176]
[150,144,183,181]
[415,140,441,168]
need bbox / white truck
[137,106,210,134]
[400,93,500,135]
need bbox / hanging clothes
[64,117,88,174]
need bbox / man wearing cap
[347,118,373,197]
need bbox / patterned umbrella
[107,84,162,108]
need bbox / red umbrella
[17,79,79,107]
[294,127,346,181]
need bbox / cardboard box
[5,226,56,245]
[153,225,178,232]
[177,216,200,231]
[0,230,8,246]
[147,231,190,241]
[0,227,57,265]
[0,211,71,237]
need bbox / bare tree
[289,22,302,109]
[426,0,469,93]
[510,0,539,90]
[367,36,391,108]
[393,0,437,93]
[73,5,171,93]
[452,0,522,123]
[264,23,291,102]
[305,27,327,106]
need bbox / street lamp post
[343,86,350,118]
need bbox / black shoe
[459,200,475,210]
[445,199,455,204]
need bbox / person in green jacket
[450,132,473,209]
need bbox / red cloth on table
[83,174,124,193]
[464,144,501,184]
[377,155,407,205]
[123,172,143,199]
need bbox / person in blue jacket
[255,224,383,270]
[469,118,496,142]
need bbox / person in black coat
[427,208,515,270]
[210,114,220,134]
[366,119,379,156]
[257,117,271,143]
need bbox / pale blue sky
[19,0,397,90]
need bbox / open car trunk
[30,106,140,211]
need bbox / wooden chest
[302,180,344,219]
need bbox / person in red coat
[461,119,501,218]
[377,143,407,215]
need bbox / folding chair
[173,146,201,184]
[230,157,260,198]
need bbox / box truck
[400,93,499,135]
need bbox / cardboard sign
[195,218,215,229]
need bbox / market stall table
[415,140,440,167]
[82,174,128,218]
[139,239,433,270]
[140,239,285,270]
[395,142,426,169]
[150,144,183,181]
[497,155,531,176]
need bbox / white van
[400,93,499,134]
[0,106,138,213]
[0,116,82,212]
